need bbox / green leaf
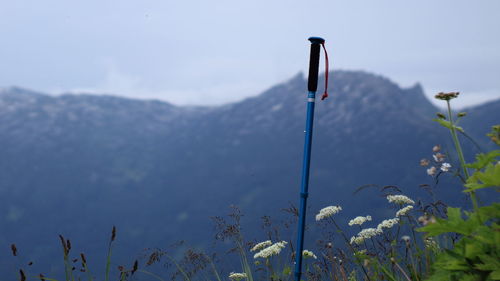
[465,150,500,170]
[433,118,465,133]
[490,269,500,280]
[418,207,479,236]
[464,162,500,192]
[282,266,291,276]
[378,264,397,281]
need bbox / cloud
[54,62,270,106]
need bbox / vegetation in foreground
[9,93,500,280]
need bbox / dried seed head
[117,265,125,272]
[436,113,446,119]
[19,269,26,281]
[59,235,68,256]
[28,262,33,266]
[80,253,87,264]
[132,260,138,275]
[111,226,117,242]
[72,258,78,263]
[432,145,441,152]
[435,92,459,101]
[66,240,72,252]
[11,244,17,256]
[39,274,46,281]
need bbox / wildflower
[348,215,372,226]
[418,215,430,225]
[229,272,247,280]
[435,92,459,101]
[377,218,400,231]
[420,159,430,166]
[432,145,441,152]
[427,166,437,176]
[433,152,446,162]
[250,240,272,252]
[424,237,439,249]
[315,205,342,221]
[418,215,436,226]
[395,205,413,217]
[440,163,451,172]
[302,250,317,259]
[387,195,415,205]
[254,241,287,259]
[401,235,411,242]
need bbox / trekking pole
[294,36,328,281]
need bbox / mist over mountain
[0,71,498,276]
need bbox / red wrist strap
[320,42,329,100]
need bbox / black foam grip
[308,43,321,92]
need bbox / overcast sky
[1,0,499,108]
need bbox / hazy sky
[1,0,499,108]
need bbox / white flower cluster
[315,205,342,221]
[250,240,272,252]
[253,241,287,259]
[387,195,415,205]
[229,272,247,280]
[348,215,372,226]
[424,237,439,249]
[395,205,413,217]
[440,163,451,172]
[350,227,382,244]
[401,235,411,242]
[350,236,365,245]
[302,249,317,259]
[377,218,400,231]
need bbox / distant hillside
[0,71,498,276]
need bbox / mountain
[0,71,498,276]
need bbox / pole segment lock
[294,36,328,281]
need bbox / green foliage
[433,118,465,133]
[419,102,500,281]
[464,149,500,192]
[486,125,500,146]
[417,157,499,280]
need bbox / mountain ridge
[0,70,498,276]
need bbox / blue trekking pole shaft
[294,36,324,281]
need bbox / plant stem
[330,219,372,281]
[446,100,479,212]
[391,258,412,281]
